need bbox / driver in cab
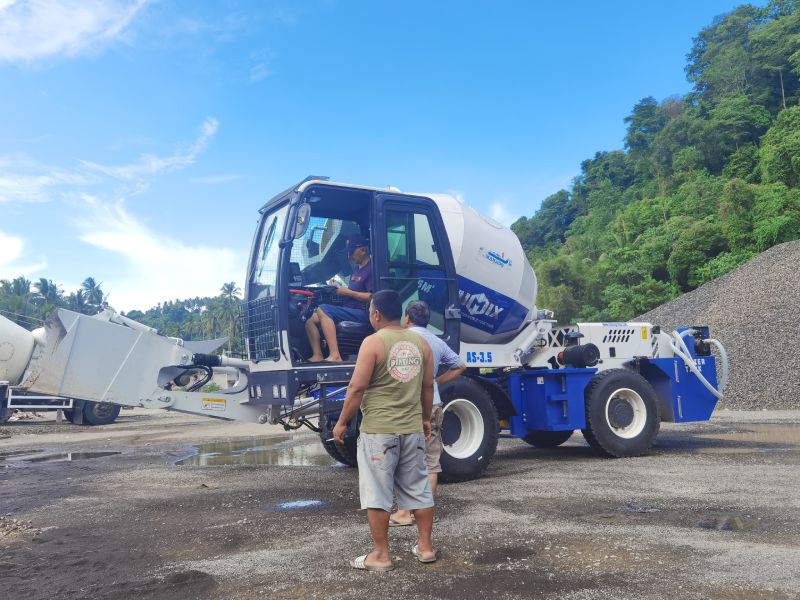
[305,235,374,362]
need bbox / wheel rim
[91,403,116,419]
[604,388,646,439]
[442,398,485,459]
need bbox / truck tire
[0,387,9,424]
[62,409,75,423]
[320,435,357,467]
[439,378,498,483]
[581,369,660,458]
[523,430,573,448]
[82,402,121,426]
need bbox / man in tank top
[332,289,437,571]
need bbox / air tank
[427,193,538,344]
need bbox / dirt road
[1,409,798,600]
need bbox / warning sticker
[202,398,226,411]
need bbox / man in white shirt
[390,300,466,527]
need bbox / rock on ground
[638,240,800,410]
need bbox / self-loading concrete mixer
[0,177,728,480]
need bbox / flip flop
[389,518,415,527]
[349,555,395,572]
[412,544,438,563]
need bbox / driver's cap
[346,235,369,254]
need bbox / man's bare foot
[307,355,325,363]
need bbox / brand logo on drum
[479,247,513,268]
[458,290,505,319]
[387,341,422,383]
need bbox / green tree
[760,105,800,187]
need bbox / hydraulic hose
[668,329,728,399]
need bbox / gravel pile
[638,240,800,410]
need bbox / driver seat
[335,321,374,358]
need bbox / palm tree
[218,282,242,352]
[34,278,64,307]
[81,277,107,314]
[67,289,90,314]
[0,276,37,327]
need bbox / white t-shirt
[408,326,465,406]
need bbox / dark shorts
[318,304,370,324]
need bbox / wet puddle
[174,435,338,467]
[275,500,325,510]
[0,450,121,463]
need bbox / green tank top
[360,327,426,434]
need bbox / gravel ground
[1,410,799,600]
[638,240,800,410]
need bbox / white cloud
[75,196,242,311]
[0,154,92,203]
[190,174,243,185]
[0,0,149,64]
[81,117,219,181]
[0,230,47,278]
[489,201,516,227]
[249,62,271,82]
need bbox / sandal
[411,544,438,563]
[349,554,395,572]
[389,517,415,527]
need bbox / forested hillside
[512,1,800,323]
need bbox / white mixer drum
[427,193,538,344]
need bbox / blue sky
[0,0,754,311]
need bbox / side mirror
[294,203,311,239]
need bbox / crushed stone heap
[638,240,800,410]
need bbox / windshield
[253,204,289,295]
[290,215,361,286]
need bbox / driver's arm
[336,288,372,303]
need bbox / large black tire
[523,430,574,448]
[581,369,660,458]
[320,435,358,467]
[0,387,9,424]
[439,378,498,483]
[62,409,75,423]
[82,402,121,426]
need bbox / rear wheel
[523,430,574,448]
[439,378,498,483]
[82,402,121,426]
[0,387,9,424]
[581,369,660,457]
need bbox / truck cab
[244,178,461,372]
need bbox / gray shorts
[357,432,433,513]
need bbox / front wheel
[439,378,498,483]
[581,369,660,457]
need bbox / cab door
[374,194,460,350]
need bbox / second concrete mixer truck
[0,177,728,481]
